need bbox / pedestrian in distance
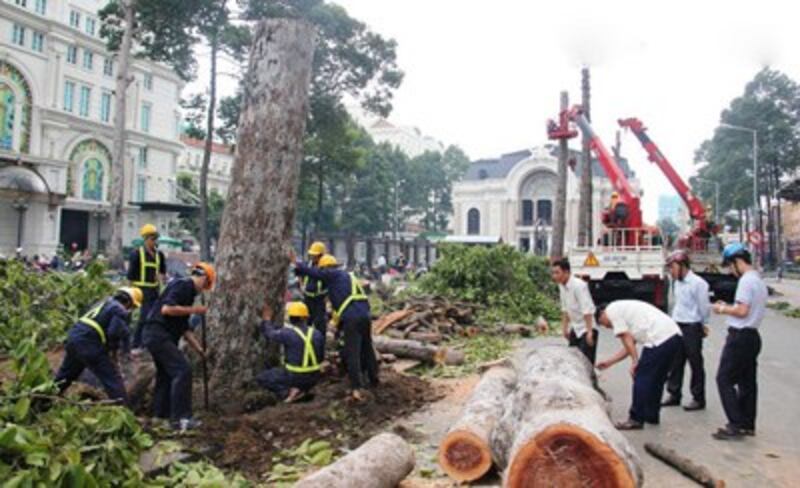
[596,300,682,430]
[128,224,166,351]
[54,287,143,404]
[143,262,214,431]
[541,257,598,364]
[257,301,324,403]
[662,250,710,411]
[711,243,767,440]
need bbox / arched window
[536,199,553,225]
[0,83,15,150]
[0,61,33,153]
[467,208,480,235]
[521,199,533,225]
[82,158,104,201]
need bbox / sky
[191,0,800,221]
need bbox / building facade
[0,0,185,257]
[452,145,639,255]
[178,136,234,197]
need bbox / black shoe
[683,400,706,411]
[661,396,681,407]
[615,419,644,430]
[712,426,744,440]
[740,428,756,436]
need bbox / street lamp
[719,123,760,259]
[695,177,720,224]
[92,206,108,252]
[11,198,29,249]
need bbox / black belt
[677,321,702,327]
[727,327,759,334]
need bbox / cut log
[295,432,415,488]
[373,336,464,366]
[492,345,643,487]
[406,332,443,344]
[499,323,532,337]
[644,443,725,488]
[372,309,413,335]
[439,366,517,482]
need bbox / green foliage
[176,173,226,244]
[266,438,335,486]
[767,300,800,319]
[0,338,153,485]
[0,261,115,353]
[152,461,251,487]
[418,244,559,324]
[413,333,515,379]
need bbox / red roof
[181,136,234,155]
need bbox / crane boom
[618,118,707,224]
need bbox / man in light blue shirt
[662,250,711,411]
[711,243,767,440]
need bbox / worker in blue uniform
[143,262,214,430]
[54,287,144,404]
[303,241,329,337]
[128,223,166,349]
[290,250,378,402]
[257,301,324,403]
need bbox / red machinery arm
[618,118,707,223]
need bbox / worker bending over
[257,302,324,403]
[55,287,143,404]
[596,300,682,430]
[303,242,329,337]
[291,250,378,402]
[662,250,710,411]
[711,243,767,440]
[547,257,598,364]
[128,224,166,350]
[143,263,214,430]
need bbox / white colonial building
[178,136,234,197]
[0,0,186,257]
[452,145,640,255]
[366,118,444,158]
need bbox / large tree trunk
[439,366,517,482]
[199,32,219,261]
[551,91,569,258]
[578,67,593,247]
[372,336,465,366]
[295,433,415,488]
[206,19,316,409]
[107,0,136,269]
[492,346,642,488]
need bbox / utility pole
[551,91,569,258]
[578,67,593,246]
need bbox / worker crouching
[257,301,324,403]
[54,287,143,404]
[142,262,214,431]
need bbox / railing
[574,228,665,253]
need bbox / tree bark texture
[108,0,136,269]
[372,336,465,366]
[439,366,518,482]
[551,91,569,258]
[206,19,316,409]
[578,67,593,247]
[492,345,643,488]
[294,433,415,488]
[199,32,219,261]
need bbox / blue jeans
[257,367,320,399]
[55,339,127,403]
[630,334,681,424]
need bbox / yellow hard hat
[192,262,216,290]
[307,241,327,256]
[318,254,338,268]
[287,301,310,319]
[610,192,619,198]
[140,224,159,238]
[118,287,143,308]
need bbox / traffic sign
[748,231,762,246]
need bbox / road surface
[597,282,800,487]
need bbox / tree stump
[295,433,415,488]
[205,18,316,410]
[439,366,517,482]
[492,346,643,487]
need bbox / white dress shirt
[671,271,711,324]
[607,300,681,348]
[559,275,596,338]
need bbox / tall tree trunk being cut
[439,366,517,482]
[199,32,219,261]
[107,0,136,269]
[206,19,316,409]
[551,91,569,258]
[578,67,593,247]
[295,433,415,488]
[492,345,642,487]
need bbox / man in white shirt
[662,250,711,411]
[711,243,767,440]
[596,300,682,430]
[547,258,598,364]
